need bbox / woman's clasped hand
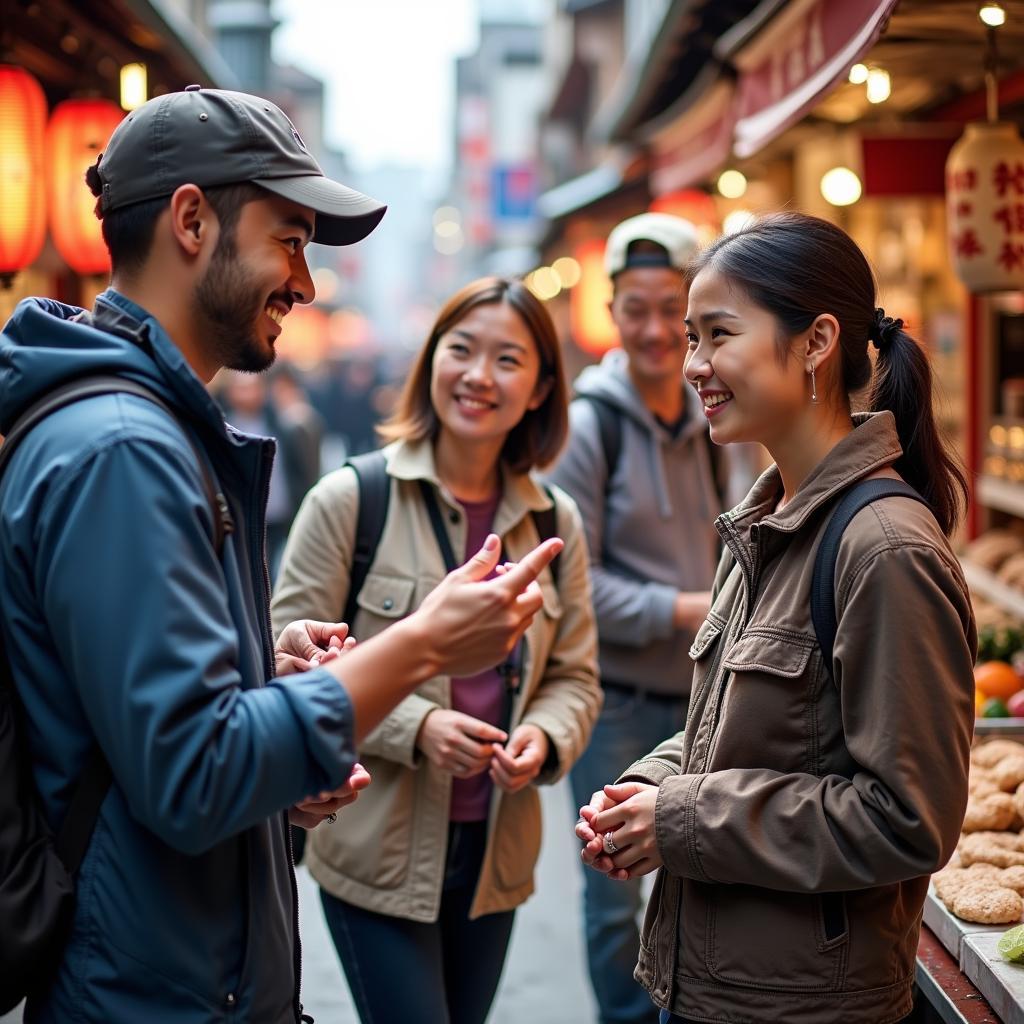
[576,782,663,882]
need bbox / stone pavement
[297,777,600,1023]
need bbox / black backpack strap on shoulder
[0,375,230,555]
[343,450,390,627]
[576,394,622,493]
[531,485,561,589]
[418,479,459,573]
[811,479,929,681]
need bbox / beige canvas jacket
[271,439,600,921]
[621,413,976,1024]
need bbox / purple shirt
[449,492,504,822]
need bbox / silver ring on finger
[603,831,618,855]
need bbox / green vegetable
[983,697,1012,718]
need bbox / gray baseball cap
[93,86,385,246]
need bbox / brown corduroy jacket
[622,412,976,1024]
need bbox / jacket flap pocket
[689,616,724,661]
[356,573,415,619]
[722,631,813,678]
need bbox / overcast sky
[272,0,479,176]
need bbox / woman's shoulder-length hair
[378,276,569,474]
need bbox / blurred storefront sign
[491,163,538,225]
[727,0,900,158]
[648,78,735,197]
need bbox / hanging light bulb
[979,3,1006,27]
[820,167,863,207]
[848,63,869,85]
[866,67,891,104]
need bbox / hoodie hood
[0,290,228,438]
[573,347,709,518]
[573,347,706,441]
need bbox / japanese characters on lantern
[947,121,1024,293]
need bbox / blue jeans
[572,683,688,1024]
[319,821,515,1024]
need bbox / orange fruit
[977,688,989,715]
[975,661,1023,702]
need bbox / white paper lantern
[947,121,1024,293]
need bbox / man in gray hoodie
[545,213,724,1024]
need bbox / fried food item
[934,867,1001,902]
[950,884,1023,924]
[994,755,1024,792]
[963,792,1018,832]
[969,774,1001,798]
[973,740,1024,769]
[1000,866,1024,894]
[960,832,1024,868]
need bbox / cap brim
[254,175,386,245]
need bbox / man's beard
[193,231,277,373]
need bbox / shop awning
[722,0,900,158]
[646,70,735,195]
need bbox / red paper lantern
[47,99,124,276]
[0,65,47,280]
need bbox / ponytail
[869,314,968,536]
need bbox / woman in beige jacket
[577,213,976,1024]
[271,276,600,1024]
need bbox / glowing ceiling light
[980,3,1007,27]
[119,62,147,111]
[866,67,891,104]
[716,169,748,199]
[848,63,869,85]
[820,166,863,206]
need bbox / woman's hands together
[416,713,549,793]
[575,782,663,881]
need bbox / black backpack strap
[342,450,391,627]
[531,486,561,589]
[418,480,459,573]
[576,394,622,493]
[0,375,230,555]
[811,479,930,681]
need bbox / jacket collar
[721,411,904,545]
[386,437,553,522]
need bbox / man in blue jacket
[0,87,560,1023]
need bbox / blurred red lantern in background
[0,65,47,284]
[570,238,617,358]
[47,98,123,275]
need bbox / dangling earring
[809,365,818,404]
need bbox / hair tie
[870,307,903,351]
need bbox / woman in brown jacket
[577,213,976,1024]
[272,276,600,1024]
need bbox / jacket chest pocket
[712,630,819,773]
[354,573,416,639]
